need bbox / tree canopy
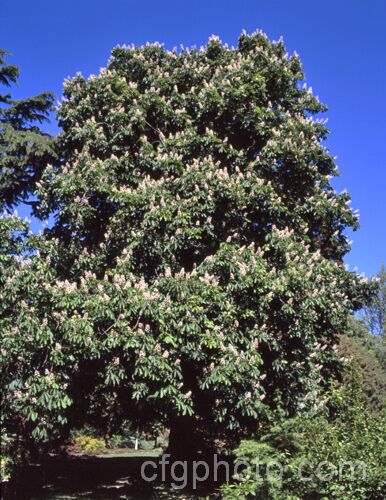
[0,33,376,460]
[361,264,386,337]
[0,49,56,209]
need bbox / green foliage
[0,217,73,463]
[108,433,133,449]
[0,32,377,460]
[107,421,135,448]
[0,50,18,98]
[338,334,386,411]
[0,49,56,209]
[346,312,386,377]
[0,454,11,482]
[0,432,14,482]
[70,424,104,439]
[347,315,369,339]
[360,264,386,337]
[221,366,386,499]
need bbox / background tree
[0,49,57,209]
[361,264,386,337]
[1,32,376,461]
[346,314,386,371]
[338,333,386,411]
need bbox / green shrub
[221,366,386,499]
[108,433,134,449]
[338,334,386,411]
[139,439,156,450]
[222,413,385,499]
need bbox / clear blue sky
[1,0,385,277]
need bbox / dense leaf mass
[0,33,375,450]
[0,50,56,209]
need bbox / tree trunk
[166,415,196,460]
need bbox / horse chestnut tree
[1,32,374,459]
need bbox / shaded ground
[2,451,227,499]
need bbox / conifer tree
[0,49,56,209]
